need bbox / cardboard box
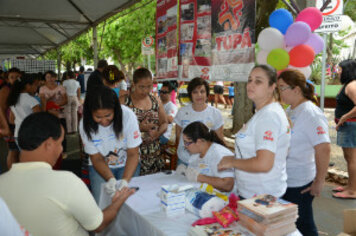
[343,209,356,236]
[160,184,186,216]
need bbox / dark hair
[7,73,39,107]
[162,81,173,92]
[44,70,57,80]
[97,59,108,69]
[133,68,152,84]
[183,121,225,146]
[102,65,125,85]
[339,59,356,85]
[278,70,318,104]
[67,71,76,79]
[8,67,21,74]
[79,66,85,73]
[187,77,210,101]
[83,85,123,140]
[18,112,62,151]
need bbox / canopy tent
[0,0,140,58]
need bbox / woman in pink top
[39,71,68,160]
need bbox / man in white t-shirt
[159,82,178,144]
[0,112,134,236]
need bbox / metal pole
[57,49,61,79]
[320,33,327,111]
[93,25,98,68]
[148,54,151,71]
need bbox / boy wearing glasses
[159,82,178,144]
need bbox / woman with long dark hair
[79,85,141,203]
[332,59,356,199]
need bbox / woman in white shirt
[178,121,234,192]
[79,85,142,203]
[277,69,330,236]
[62,71,81,134]
[174,77,225,166]
[7,74,41,140]
[218,65,290,199]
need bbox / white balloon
[257,27,285,51]
[288,65,312,79]
[256,50,269,65]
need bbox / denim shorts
[337,121,356,148]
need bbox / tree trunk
[256,0,278,36]
[326,33,333,65]
[231,82,253,134]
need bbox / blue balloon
[269,9,294,34]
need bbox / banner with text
[178,0,255,81]
[156,0,179,80]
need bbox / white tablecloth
[97,173,302,236]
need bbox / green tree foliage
[101,0,156,75]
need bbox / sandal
[332,192,356,199]
[332,186,345,192]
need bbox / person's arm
[197,175,234,192]
[301,143,331,196]
[58,88,68,106]
[148,99,168,140]
[214,126,226,146]
[121,146,139,182]
[77,87,81,100]
[337,82,356,129]
[90,153,115,181]
[93,187,135,233]
[0,88,11,136]
[175,125,182,146]
[218,150,275,173]
[32,104,41,113]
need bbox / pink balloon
[305,33,324,54]
[285,22,311,47]
[296,7,323,31]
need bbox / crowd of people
[0,59,355,236]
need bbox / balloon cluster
[257,7,324,79]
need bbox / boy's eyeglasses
[159,90,170,94]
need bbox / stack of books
[238,194,298,236]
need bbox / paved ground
[0,106,353,235]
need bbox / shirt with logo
[286,101,330,187]
[79,105,142,168]
[163,101,178,139]
[174,104,224,164]
[189,143,235,179]
[234,102,291,199]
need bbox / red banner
[177,0,255,81]
[156,0,179,79]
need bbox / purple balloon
[305,33,324,54]
[285,22,312,47]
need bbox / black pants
[283,181,318,236]
[59,118,67,152]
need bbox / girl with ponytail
[277,69,330,235]
[177,121,234,192]
[7,73,41,159]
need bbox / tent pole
[93,25,98,68]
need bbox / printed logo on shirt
[286,125,291,134]
[134,130,140,139]
[182,120,190,126]
[198,163,210,175]
[263,130,274,141]
[237,133,246,139]
[317,126,326,135]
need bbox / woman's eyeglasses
[279,86,292,92]
[159,90,170,94]
[183,140,194,147]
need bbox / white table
[98,173,302,236]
